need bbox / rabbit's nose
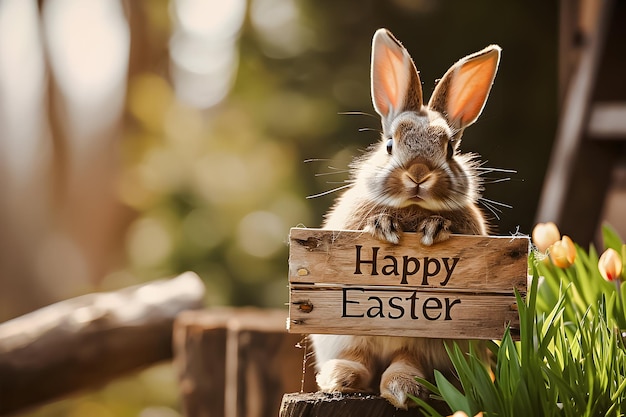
[404,163,430,185]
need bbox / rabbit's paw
[380,363,425,410]
[365,213,401,244]
[316,359,372,393]
[418,215,452,246]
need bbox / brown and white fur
[311,29,501,409]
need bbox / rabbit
[310,29,501,409]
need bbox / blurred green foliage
[19,0,557,415]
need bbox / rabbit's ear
[429,45,501,131]
[371,29,423,123]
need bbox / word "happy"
[353,245,460,286]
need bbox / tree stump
[279,392,444,417]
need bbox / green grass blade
[434,370,472,415]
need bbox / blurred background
[1,0,613,415]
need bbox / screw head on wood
[293,300,314,313]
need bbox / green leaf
[602,223,624,252]
[434,370,472,415]
[414,376,440,397]
[407,394,445,417]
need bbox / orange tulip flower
[549,235,576,269]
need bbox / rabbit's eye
[447,139,455,159]
[386,138,393,155]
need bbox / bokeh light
[0,0,48,186]
[170,0,246,107]
[0,1,564,416]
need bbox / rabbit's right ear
[428,45,501,132]
[371,29,423,125]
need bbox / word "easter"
[341,288,461,321]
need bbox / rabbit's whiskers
[337,110,379,119]
[306,183,353,200]
[479,197,512,220]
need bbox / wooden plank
[289,286,518,340]
[174,308,317,417]
[227,310,317,417]
[289,228,529,294]
[174,309,230,417]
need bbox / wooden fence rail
[0,272,205,415]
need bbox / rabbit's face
[362,109,477,212]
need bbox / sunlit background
[0,0,561,415]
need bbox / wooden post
[174,310,230,417]
[536,0,625,246]
[173,308,317,417]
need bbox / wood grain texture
[279,392,445,417]
[174,308,317,417]
[289,228,529,294]
[174,309,231,417]
[0,272,205,415]
[287,228,528,340]
[289,286,519,339]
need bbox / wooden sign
[287,228,529,340]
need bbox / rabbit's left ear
[429,45,501,131]
[371,29,423,125]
